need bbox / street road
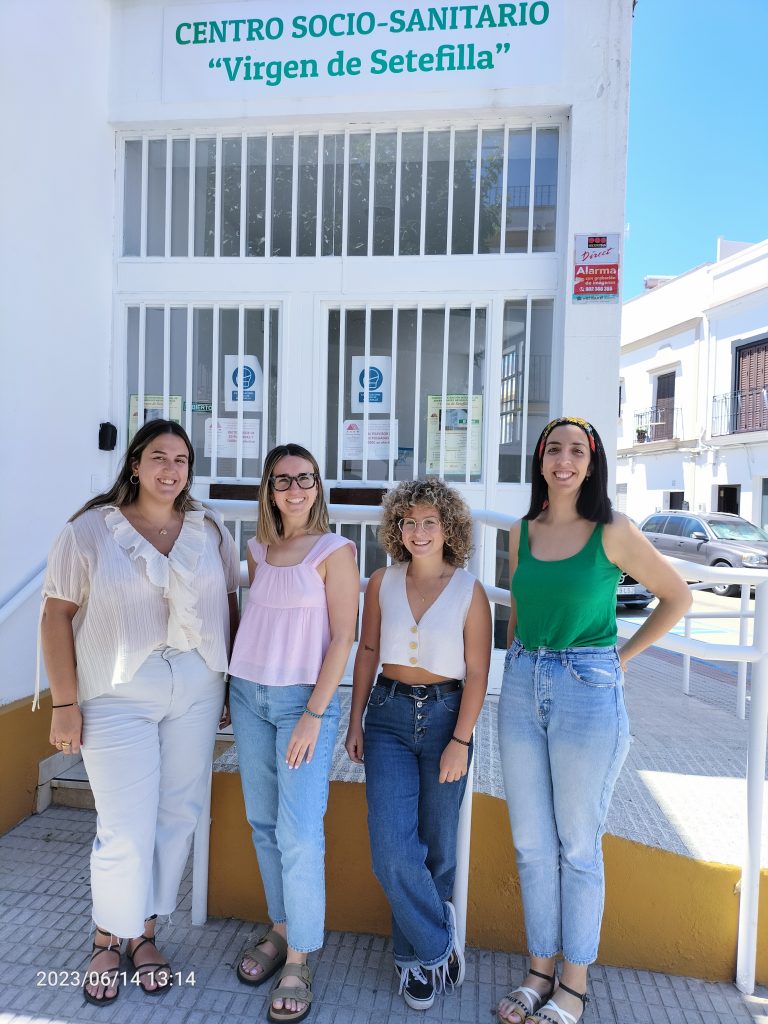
[619,586,754,647]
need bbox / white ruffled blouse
[39,505,241,704]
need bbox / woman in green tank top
[495,417,691,1024]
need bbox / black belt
[375,675,463,700]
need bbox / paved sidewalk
[1,805,766,1024]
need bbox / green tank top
[512,519,621,650]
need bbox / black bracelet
[52,702,78,709]
[451,734,471,747]
[304,706,325,720]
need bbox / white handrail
[200,499,767,994]
[10,500,762,985]
[0,562,46,627]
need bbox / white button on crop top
[378,562,475,679]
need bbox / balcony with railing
[712,388,768,437]
[633,404,683,444]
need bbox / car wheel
[710,560,738,598]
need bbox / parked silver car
[638,510,768,597]
[616,570,653,609]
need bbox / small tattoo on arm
[364,644,375,652]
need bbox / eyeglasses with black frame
[269,472,318,491]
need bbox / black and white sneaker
[396,964,435,1010]
[443,901,466,988]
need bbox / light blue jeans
[229,677,340,953]
[498,639,631,965]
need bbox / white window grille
[121,124,560,259]
[498,298,554,484]
[325,304,487,485]
[125,303,279,482]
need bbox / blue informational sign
[358,365,384,403]
[351,356,391,412]
[233,365,256,390]
[224,355,263,412]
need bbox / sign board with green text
[162,2,562,101]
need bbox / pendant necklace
[408,568,451,604]
[135,509,178,537]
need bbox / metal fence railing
[712,388,768,437]
[10,501,763,994]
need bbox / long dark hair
[70,420,196,521]
[256,443,329,543]
[525,416,613,524]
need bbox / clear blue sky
[623,0,768,299]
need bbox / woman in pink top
[228,444,359,1024]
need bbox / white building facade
[617,239,768,526]
[1,0,632,705]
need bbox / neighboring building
[617,238,768,525]
[1,0,632,825]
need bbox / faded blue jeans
[498,639,631,965]
[364,677,470,969]
[229,678,340,953]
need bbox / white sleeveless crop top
[378,562,475,679]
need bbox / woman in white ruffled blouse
[40,420,240,1007]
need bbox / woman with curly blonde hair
[346,479,491,1012]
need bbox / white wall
[0,0,114,702]
[112,0,632,525]
[0,0,633,702]
[617,239,768,528]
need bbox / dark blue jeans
[364,677,471,968]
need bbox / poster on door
[572,233,621,302]
[350,356,391,413]
[204,418,260,458]
[342,419,398,460]
[425,395,482,474]
[224,355,263,412]
[128,394,183,440]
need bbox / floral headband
[538,416,597,458]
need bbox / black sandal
[83,927,122,1006]
[496,967,556,1023]
[532,981,589,1024]
[126,915,173,996]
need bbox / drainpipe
[735,577,768,993]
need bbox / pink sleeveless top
[229,532,356,686]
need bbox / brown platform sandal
[126,915,173,996]
[236,926,288,987]
[267,961,313,1023]
[497,967,556,1024]
[83,927,122,1006]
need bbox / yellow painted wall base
[0,693,52,835]
[210,776,768,985]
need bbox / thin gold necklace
[134,509,179,537]
[407,568,452,603]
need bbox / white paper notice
[204,418,260,458]
[342,419,398,460]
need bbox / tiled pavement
[2,646,768,1023]
[0,804,765,1024]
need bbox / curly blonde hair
[378,478,473,567]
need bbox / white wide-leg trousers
[80,647,225,939]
